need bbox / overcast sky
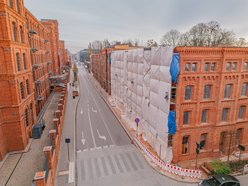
[24,0,248,53]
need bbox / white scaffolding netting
[111,46,173,162]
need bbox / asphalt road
[75,66,197,186]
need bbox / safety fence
[134,138,202,179]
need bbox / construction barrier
[134,138,202,179]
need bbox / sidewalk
[55,70,78,186]
[0,93,61,186]
[87,72,202,184]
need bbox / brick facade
[40,19,60,75]
[0,0,68,160]
[25,9,52,116]
[172,47,248,164]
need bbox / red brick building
[25,9,52,115]
[91,45,131,95]
[0,0,37,160]
[173,47,248,164]
[0,0,68,160]
[40,19,60,75]
[59,40,65,70]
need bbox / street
[75,66,197,186]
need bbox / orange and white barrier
[134,138,202,179]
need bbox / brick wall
[173,47,248,164]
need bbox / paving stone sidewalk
[0,93,61,186]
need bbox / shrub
[211,160,231,174]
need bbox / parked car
[199,174,240,186]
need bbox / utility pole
[227,132,232,162]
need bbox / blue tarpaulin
[170,53,180,83]
[168,111,176,135]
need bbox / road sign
[65,138,71,161]
[65,138,71,143]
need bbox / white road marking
[77,150,82,153]
[82,73,115,145]
[97,129,106,141]
[80,108,83,114]
[103,145,108,148]
[90,147,95,151]
[58,170,69,176]
[81,131,86,145]
[92,107,97,113]
[110,145,115,147]
[68,161,74,183]
[96,146,102,150]
[87,104,97,148]
[83,148,88,152]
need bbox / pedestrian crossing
[77,144,148,185]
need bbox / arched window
[19,26,24,43]
[25,108,29,127]
[12,22,17,42]
[16,0,21,14]
[9,0,13,8]
[16,53,21,71]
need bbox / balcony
[36,95,44,101]
[31,48,38,53]
[28,30,37,35]
[46,51,50,54]
[35,80,41,85]
[44,39,49,43]
[32,64,39,69]
[47,61,52,65]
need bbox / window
[221,108,230,122]
[9,0,13,8]
[185,85,192,100]
[19,26,23,43]
[167,134,173,147]
[203,85,211,99]
[185,63,190,71]
[241,83,248,96]
[16,0,21,14]
[12,22,17,42]
[25,109,29,127]
[204,63,209,71]
[200,133,207,149]
[191,63,196,71]
[210,63,215,71]
[226,62,231,71]
[26,80,30,95]
[224,84,232,98]
[183,111,190,124]
[23,53,26,70]
[20,82,25,99]
[238,106,246,119]
[182,136,189,154]
[244,62,248,71]
[232,62,237,71]
[16,53,21,71]
[201,109,208,123]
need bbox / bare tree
[160,29,181,47]
[236,38,248,47]
[102,39,110,48]
[147,39,158,47]
[161,21,237,47]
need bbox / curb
[87,73,200,184]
